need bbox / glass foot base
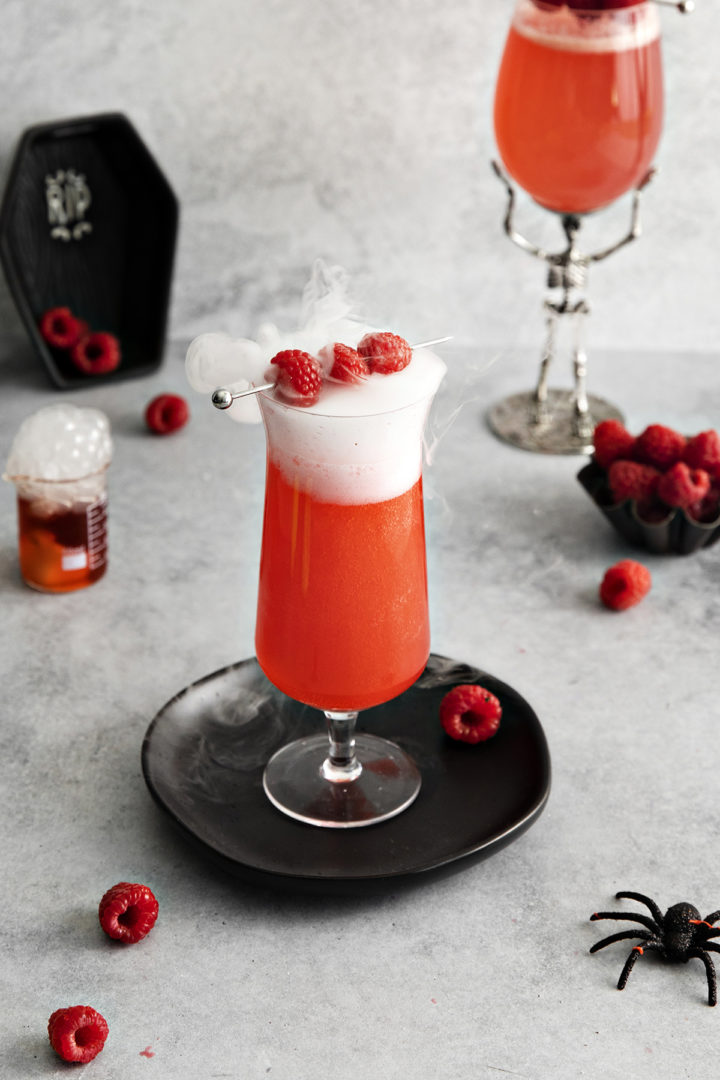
[263,733,421,829]
[487,390,624,455]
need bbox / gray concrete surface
[1,337,719,1078]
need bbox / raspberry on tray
[39,307,85,350]
[48,1005,109,1064]
[440,684,502,744]
[70,332,122,375]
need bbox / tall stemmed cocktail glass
[489,0,667,453]
[255,361,444,828]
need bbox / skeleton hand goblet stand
[487,163,655,455]
[488,0,672,455]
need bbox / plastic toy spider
[590,891,720,1006]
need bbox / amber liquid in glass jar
[17,493,107,593]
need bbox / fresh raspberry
[592,419,636,470]
[320,342,368,384]
[633,424,686,470]
[440,684,502,744]
[607,460,660,504]
[145,393,190,434]
[599,560,652,612]
[99,881,159,943]
[657,463,711,509]
[39,307,85,350]
[687,486,720,524]
[70,332,121,375]
[48,1005,109,1064]
[683,430,720,477]
[357,332,412,375]
[269,349,322,405]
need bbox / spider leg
[615,891,664,927]
[702,929,720,941]
[590,928,653,954]
[703,911,720,926]
[701,942,720,954]
[590,911,659,933]
[688,948,717,1007]
[617,940,663,991]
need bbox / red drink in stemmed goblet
[495,0,663,215]
[489,0,667,455]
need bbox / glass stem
[322,711,362,783]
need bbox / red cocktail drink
[255,368,441,712]
[255,345,445,827]
[494,0,663,213]
[257,463,428,712]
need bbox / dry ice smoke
[185,260,372,423]
[4,404,112,481]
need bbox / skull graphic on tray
[45,168,92,241]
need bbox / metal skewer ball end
[212,382,274,409]
[654,0,693,11]
[211,387,234,410]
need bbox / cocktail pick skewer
[210,336,453,410]
[654,0,693,11]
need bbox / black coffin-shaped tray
[0,112,178,388]
[141,654,551,894]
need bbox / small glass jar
[9,466,109,593]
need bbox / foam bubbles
[514,0,660,53]
[5,404,112,482]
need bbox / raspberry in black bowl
[577,420,720,555]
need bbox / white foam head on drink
[5,404,112,482]
[514,0,660,53]
[259,347,446,505]
[184,261,446,501]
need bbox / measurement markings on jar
[87,498,108,570]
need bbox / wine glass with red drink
[489,0,670,454]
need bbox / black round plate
[141,654,551,894]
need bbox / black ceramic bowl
[0,112,178,388]
[577,460,720,556]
